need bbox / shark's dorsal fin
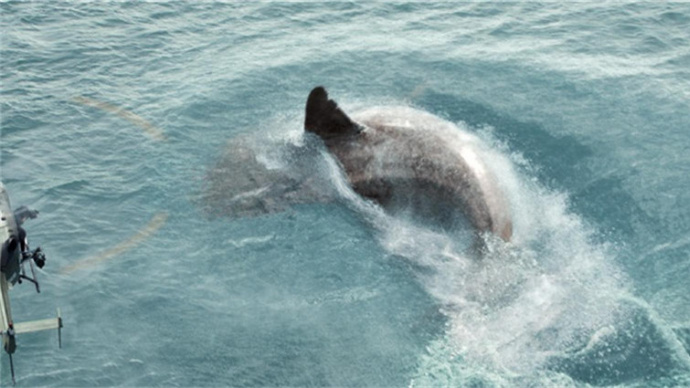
[305,87,362,140]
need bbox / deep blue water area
[2,2,689,387]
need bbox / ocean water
[1,2,690,387]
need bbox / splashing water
[294,113,681,386]
[204,94,690,386]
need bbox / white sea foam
[316,115,630,381]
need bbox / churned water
[1,2,689,387]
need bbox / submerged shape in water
[201,134,339,219]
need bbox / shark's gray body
[305,87,512,241]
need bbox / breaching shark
[304,87,512,241]
[202,87,512,242]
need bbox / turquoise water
[2,2,690,387]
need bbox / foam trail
[330,121,636,385]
